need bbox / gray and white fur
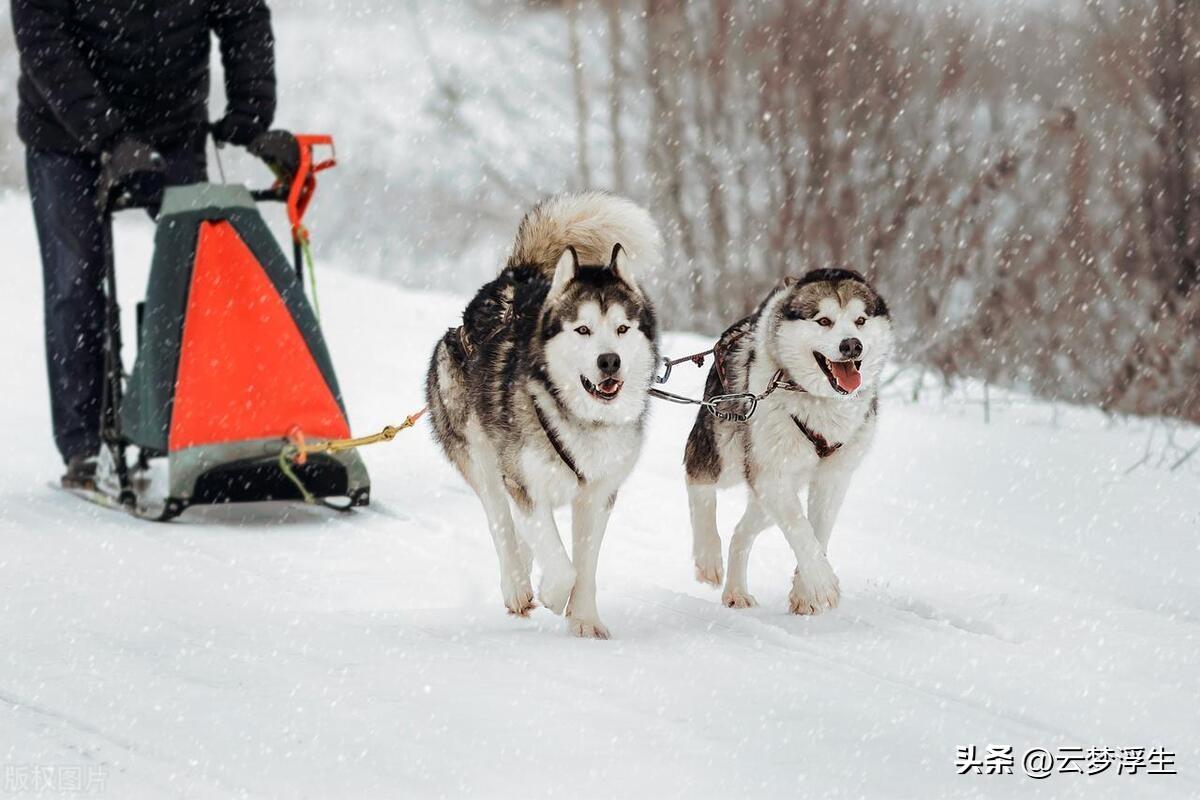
[684,268,893,614]
[426,192,661,638]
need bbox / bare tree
[605,0,626,194]
[1152,0,1198,294]
[566,0,591,189]
[644,0,697,321]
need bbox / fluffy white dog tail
[507,192,663,281]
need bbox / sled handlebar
[250,186,292,203]
[102,132,335,221]
[106,186,290,213]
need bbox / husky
[684,269,893,614]
[426,193,661,638]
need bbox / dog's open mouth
[581,375,624,402]
[813,352,862,394]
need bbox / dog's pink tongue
[830,361,862,392]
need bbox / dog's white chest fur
[712,360,873,485]
[756,392,872,465]
[521,407,641,507]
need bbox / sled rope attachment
[278,406,428,507]
[262,134,337,322]
[285,135,337,322]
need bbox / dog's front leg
[512,500,576,615]
[807,459,855,554]
[565,486,615,639]
[751,477,841,614]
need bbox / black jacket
[12,0,276,154]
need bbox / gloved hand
[98,137,165,212]
[247,130,301,185]
[211,113,265,147]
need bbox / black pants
[26,146,206,463]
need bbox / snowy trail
[1,197,1197,798]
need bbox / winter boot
[62,454,99,490]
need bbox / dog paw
[503,582,536,617]
[568,616,611,640]
[722,588,758,609]
[694,550,725,587]
[538,566,576,616]
[788,558,840,615]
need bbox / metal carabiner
[655,356,674,385]
[706,392,758,422]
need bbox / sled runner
[91,133,369,521]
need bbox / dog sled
[81,133,370,521]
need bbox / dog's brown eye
[574,325,592,336]
[817,317,833,328]
[616,325,630,335]
[855,317,866,327]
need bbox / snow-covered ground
[1,194,1197,799]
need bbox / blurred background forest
[0,0,1196,423]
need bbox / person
[11,0,277,487]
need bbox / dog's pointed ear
[548,245,580,301]
[608,243,624,270]
[608,242,640,292]
[781,275,799,289]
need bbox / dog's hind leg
[687,481,724,587]
[566,486,615,639]
[722,496,770,608]
[512,500,576,615]
[430,337,532,611]
[685,409,724,587]
[463,460,534,616]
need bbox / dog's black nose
[839,338,863,359]
[597,352,621,375]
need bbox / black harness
[791,415,843,459]
[532,401,586,483]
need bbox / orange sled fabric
[169,221,350,451]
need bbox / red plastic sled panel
[169,221,350,451]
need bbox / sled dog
[426,193,661,638]
[684,269,893,614]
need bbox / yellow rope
[279,407,427,505]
